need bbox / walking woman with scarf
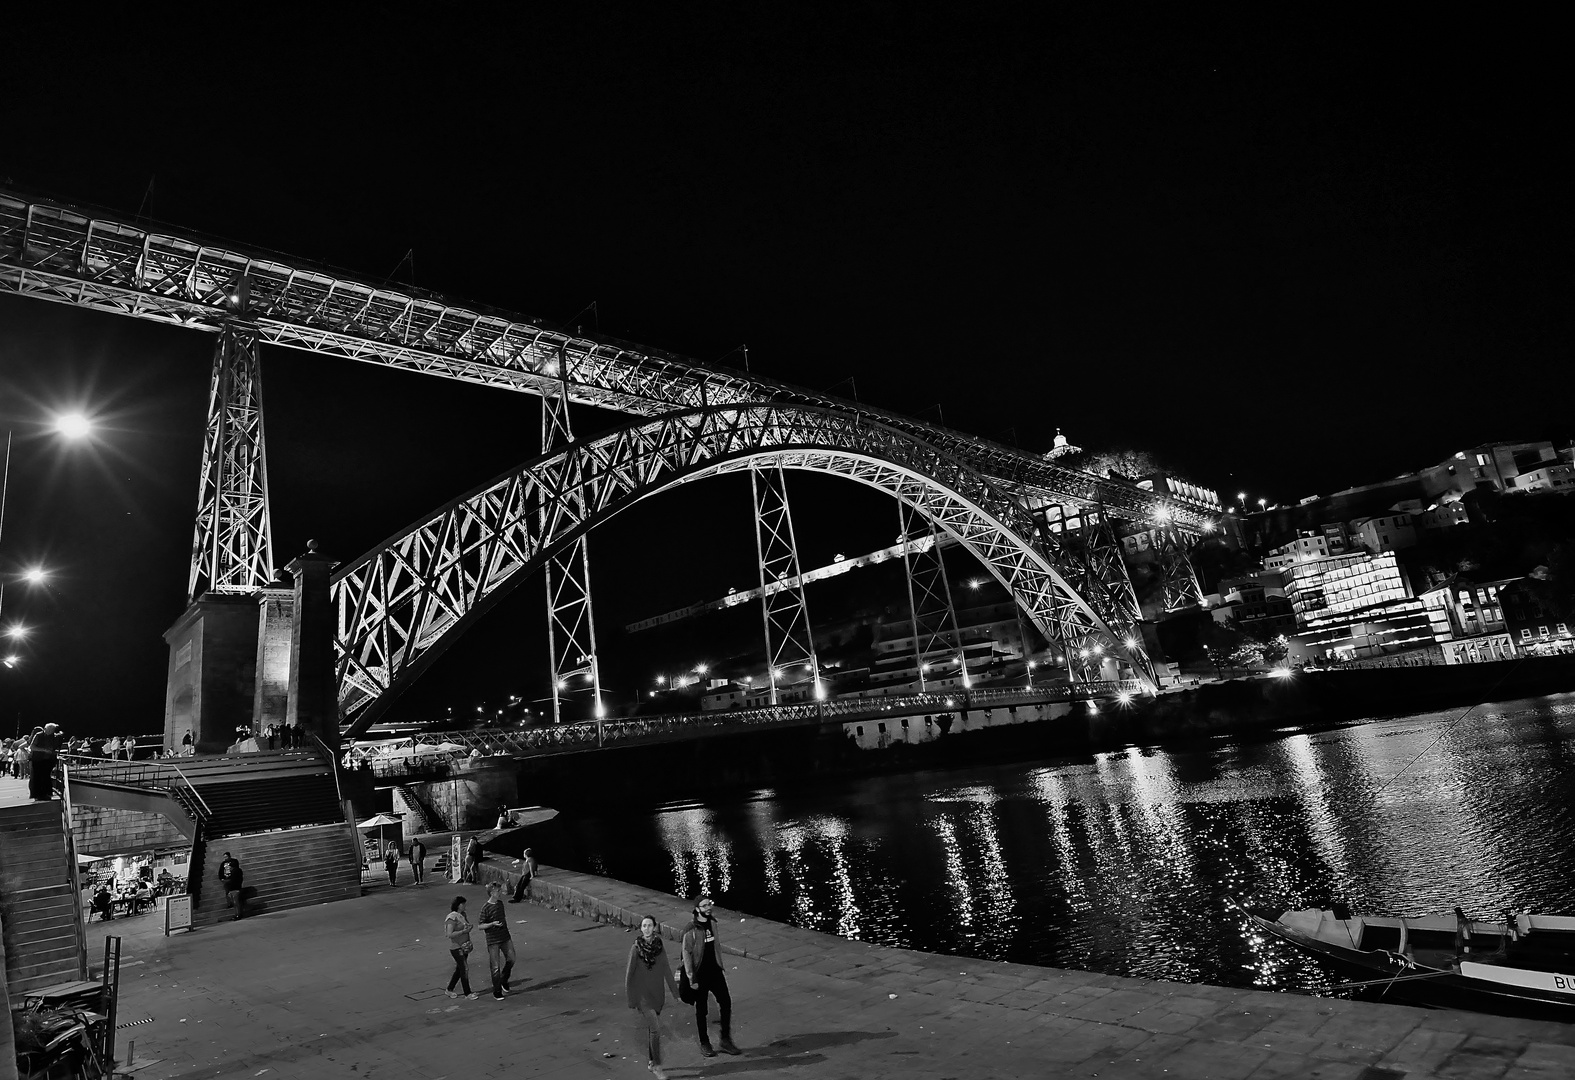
[625,915,681,1079]
[681,895,742,1056]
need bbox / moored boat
[1243,904,1575,1021]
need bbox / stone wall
[71,804,189,858]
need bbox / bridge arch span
[333,404,1153,736]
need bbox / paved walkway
[50,856,1575,1079]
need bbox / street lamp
[53,413,92,440]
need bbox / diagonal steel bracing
[1030,504,1149,687]
[1152,525,1204,613]
[899,501,963,692]
[189,321,275,598]
[751,464,821,705]
[541,355,603,725]
[330,404,1159,736]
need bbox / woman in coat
[626,915,681,1079]
[444,895,479,999]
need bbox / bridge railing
[60,755,214,820]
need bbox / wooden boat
[1243,904,1575,1020]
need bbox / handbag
[676,964,696,1005]
[459,939,474,957]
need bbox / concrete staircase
[68,749,364,929]
[0,801,85,997]
[189,822,362,928]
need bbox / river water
[535,693,1575,995]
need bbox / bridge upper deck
[0,187,1215,530]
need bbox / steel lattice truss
[898,501,963,692]
[750,464,821,704]
[540,372,603,723]
[189,324,275,596]
[331,403,1156,736]
[1152,525,1204,613]
[1030,506,1146,684]
[0,189,1214,534]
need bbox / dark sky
[0,11,1568,735]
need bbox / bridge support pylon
[751,463,821,705]
[189,309,275,602]
[898,501,964,693]
[541,351,604,733]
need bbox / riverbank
[85,857,1575,1079]
[496,656,1575,810]
[1109,653,1575,745]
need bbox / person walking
[28,723,61,801]
[408,837,427,884]
[478,881,515,999]
[383,844,400,886]
[509,846,538,903]
[681,895,741,1056]
[217,852,246,920]
[465,835,484,883]
[626,915,681,1080]
[443,895,479,1000]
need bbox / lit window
[1559,624,1570,635]
[1521,629,1532,640]
[1541,627,1551,639]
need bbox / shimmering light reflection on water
[546,694,1575,993]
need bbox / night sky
[0,11,1567,736]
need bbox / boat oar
[1328,968,1458,992]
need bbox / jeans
[636,1004,664,1065]
[511,872,532,902]
[447,949,471,994]
[409,858,424,883]
[694,968,732,1044]
[486,939,515,995]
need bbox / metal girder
[899,501,963,692]
[189,322,275,598]
[0,188,1214,534]
[540,363,603,725]
[1153,525,1204,613]
[1030,504,1151,687]
[330,403,1159,736]
[751,464,820,705]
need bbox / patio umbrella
[358,813,405,856]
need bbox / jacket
[680,915,722,981]
[625,940,677,1010]
[218,859,243,889]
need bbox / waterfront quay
[75,853,1575,1079]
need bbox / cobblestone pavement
[61,855,1575,1079]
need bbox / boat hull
[1246,908,1575,1023]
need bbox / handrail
[60,754,213,819]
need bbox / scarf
[635,932,665,968]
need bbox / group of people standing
[383,837,428,885]
[441,880,516,1000]
[6,722,63,800]
[438,887,738,1078]
[624,894,741,1076]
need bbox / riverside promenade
[45,848,1575,1079]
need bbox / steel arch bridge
[334,403,1148,736]
[0,186,1222,733]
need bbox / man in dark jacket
[218,852,246,919]
[28,723,61,800]
[681,895,741,1056]
[408,837,427,884]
